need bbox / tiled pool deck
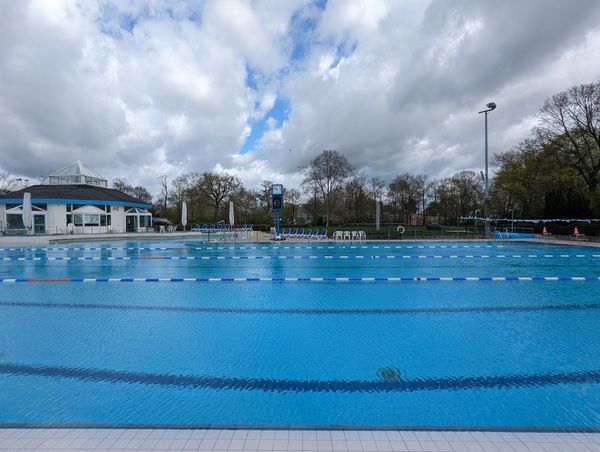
[1,428,599,451]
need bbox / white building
[0,161,152,234]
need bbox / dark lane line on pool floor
[1,301,599,315]
[1,362,599,394]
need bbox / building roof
[48,160,106,180]
[0,184,152,208]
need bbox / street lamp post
[474,209,480,232]
[508,208,514,233]
[478,102,497,238]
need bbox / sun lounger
[319,229,328,240]
[571,233,588,242]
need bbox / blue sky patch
[240,97,290,154]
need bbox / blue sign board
[272,184,284,234]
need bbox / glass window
[6,214,24,229]
[83,214,100,226]
[73,214,83,226]
[66,214,72,225]
[66,204,72,212]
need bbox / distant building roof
[46,161,108,187]
[0,184,152,208]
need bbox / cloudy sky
[1,0,600,195]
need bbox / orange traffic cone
[574,227,579,236]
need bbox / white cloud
[0,0,599,197]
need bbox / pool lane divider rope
[2,254,599,261]
[0,244,508,252]
[1,276,599,283]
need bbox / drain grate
[377,367,403,382]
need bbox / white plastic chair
[359,231,367,240]
[343,231,351,240]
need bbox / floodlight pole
[478,102,496,239]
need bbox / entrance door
[33,215,46,234]
[125,215,137,232]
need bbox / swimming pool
[0,240,599,429]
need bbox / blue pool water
[0,240,599,429]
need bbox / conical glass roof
[46,161,107,187]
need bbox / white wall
[46,204,66,233]
[111,206,126,231]
[0,204,5,230]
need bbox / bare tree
[302,150,353,226]
[196,172,241,221]
[112,177,133,193]
[387,174,419,224]
[131,186,152,204]
[0,173,16,194]
[344,172,368,222]
[413,174,429,225]
[284,188,301,224]
[369,176,385,202]
[536,80,600,212]
[235,188,258,224]
[448,171,483,220]
[157,175,169,212]
[257,180,273,212]
[170,174,196,219]
[113,177,152,203]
